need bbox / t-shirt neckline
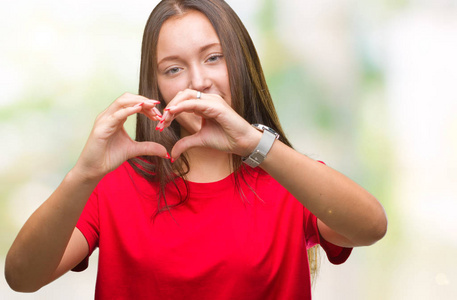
[183,171,237,195]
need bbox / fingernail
[165,153,171,159]
[165,105,178,111]
[159,127,164,132]
[134,102,144,108]
[147,99,161,104]
[155,125,160,131]
[159,119,165,124]
[170,158,175,163]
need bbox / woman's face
[156,10,232,135]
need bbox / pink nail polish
[155,125,160,131]
[134,102,144,108]
[165,153,171,159]
[170,158,175,163]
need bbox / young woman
[5,0,387,299]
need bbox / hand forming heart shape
[74,91,261,181]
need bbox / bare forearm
[5,94,167,292]
[5,168,99,292]
[260,140,387,246]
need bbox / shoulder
[241,166,319,221]
[243,166,288,193]
[239,166,299,207]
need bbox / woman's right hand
[74,93,168,181]
[5,92,169,292]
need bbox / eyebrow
[157,42,222,67]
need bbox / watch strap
[242,125,279,168]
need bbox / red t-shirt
[74,162,351,299]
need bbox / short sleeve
[304,209,352,265]
[71,186,100,272]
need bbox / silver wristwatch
[242,124,280,168]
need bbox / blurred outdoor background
[1,0,456,299]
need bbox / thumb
[128,141,169,159]
[170,134,203,161]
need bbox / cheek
[221,73,232,105]
[210,65,231,104]
[158,79,184,104]
[157,82,173,104]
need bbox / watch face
[252,124,263,131]
[254,125,280,140]
[253,124,275,134]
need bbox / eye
[165,66,181,75]
[206,54,223,63]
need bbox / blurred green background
[1,0,456,299]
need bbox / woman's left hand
[157,90,388,247]
[155,89,260,160]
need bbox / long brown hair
[129,0,319,278]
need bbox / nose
[188,64,212,92]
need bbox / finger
[107,93,160,115]
[138,100,162,120]
[141,99,162,110]
[156,98,220,132]
[138,106,162,123]
[108,104,145,126]
[103,96,162,127]
[170,134,204,160]
[166,99,221,119]
[127,141,169,159]
[165,89,200,108]
[152,107,163,118]
[110,93,145,111]
[156,89,213,131]
[155,109,175,132]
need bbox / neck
[183,147,233,183]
